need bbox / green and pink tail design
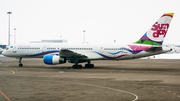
[135,13,174,46]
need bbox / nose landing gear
[19,57,23,67]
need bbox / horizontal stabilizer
[145,47,162,52]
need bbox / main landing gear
[72,65,83,69]
[72,59,83,69]
[72,60,94,69]
[85,64,94,68]
[19,57,23,67]
[85,60,94,68]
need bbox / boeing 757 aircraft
[2,13,174,68]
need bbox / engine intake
[43,55,66,65]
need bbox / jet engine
[43,55,66,65]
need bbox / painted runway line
[55,81,138,101]
[157,86,180,99]
[0,90,11,101]
[0,68,15,76]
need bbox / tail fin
[135,13,174,46]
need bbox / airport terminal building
[30,40,67,43]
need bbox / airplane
[2,13,174,69]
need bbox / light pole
[14,28,16,44]
[60,36,62,40]
[60,36,62,43]
[7,11,12,46]
[83,30,85,43]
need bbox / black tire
[72,65,82,69]
[85,64,89,68]
[19,64,23,67]
[90,64,94,68]
[85,64,94,68]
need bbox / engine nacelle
[43,55,66,65]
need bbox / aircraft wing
[59,49,88,59]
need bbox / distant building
[0,45,6,49]
[30,40,67,43]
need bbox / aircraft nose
[2,50,5,55]
[2,50,6,56]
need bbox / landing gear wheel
[85,64,94,68]
[72,65,82,69]
[19,63,23,67]
[91,64,94,68]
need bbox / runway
[0,56,180,101]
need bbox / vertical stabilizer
[135,13,174,46]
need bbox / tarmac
[0,56,180,101]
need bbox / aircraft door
[100,47,104,53]
[42,45,46,53]
[12,46,17,53]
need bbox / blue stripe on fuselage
[24,50,60,57]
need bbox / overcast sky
[0,0,179,45]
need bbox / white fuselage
[2,43,171,60]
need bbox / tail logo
[151,22,169,38]
[135,13,173,46]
